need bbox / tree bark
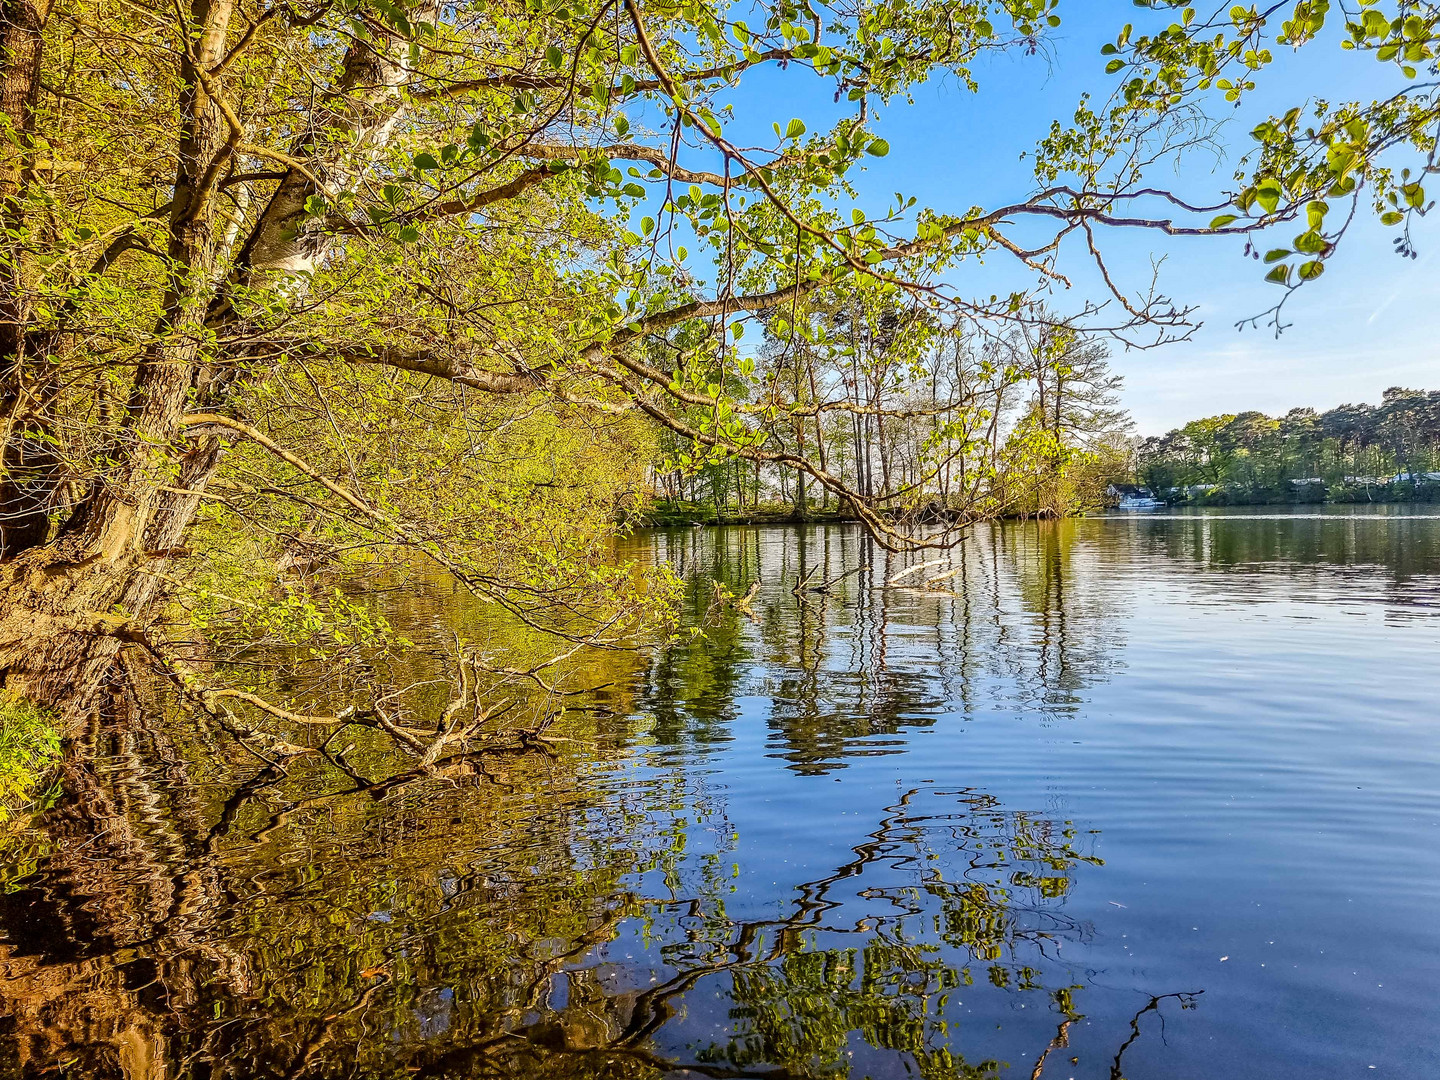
[0,0,56,557]
[0,0,232,727]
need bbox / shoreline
[624,498,1440,529]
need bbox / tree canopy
[1139,386,1440,499]
[0,0,1433,734]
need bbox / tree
[0,0,1415,737]
[1104,2,1440,327]
[1136,387,1440,501]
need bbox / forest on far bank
[639,316,1133,525]
[1137,387,1440,506]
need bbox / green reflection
[0,521,1228,1079]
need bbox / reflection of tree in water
[0,700,1163,1080]
[675,787,1101,1080]
[0,526,1199,1079]
[0,669,676,1078]
[1124,511,1440,616]
[987,520,1130,717]
[633,522,1131,772]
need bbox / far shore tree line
[1136,388,1440,505]
[644,312,1132,524]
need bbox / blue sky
[703,2,1440,434]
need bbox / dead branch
[886,558,948,585]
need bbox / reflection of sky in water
[1,512,1437,1079]
[619,515,1440,1077]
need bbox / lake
[3,508,1439,1078]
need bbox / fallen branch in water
[707,579,763,622]
[924,565,963,588]
[791,565,823,595]
[794,564,869,597]
[114,623,565,766]
[886,558,947,585]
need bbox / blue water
[3,508,1438,1078]
[613,512,1440,1078]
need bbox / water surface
[3,509,1438,1078]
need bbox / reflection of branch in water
[1026,990,1204,1080]
[1030,1017,1076,1080]
[398,787,1099,1080]
[242,742,550,844]
[1107,990,1204,1080]
[279,973,391,1080]
[793,562,868,598]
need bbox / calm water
[3,508,1439,1078]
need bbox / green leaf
[785,118,806,139]
[867,138,890,157]
[1255,177,1282,214]
[1297,259,1325,280]
[1263,248,1291,263]
[1264,263,1292,285]
[1209,213,1238,228]
[545,45,563,68]
[413,152,439,171]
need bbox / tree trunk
[0,435,222,727]
[0,0,57,557]
[0,0,232,727]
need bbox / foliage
[1138,386,1440,502]
[0,697,59,817]
[1098,1,1440,327]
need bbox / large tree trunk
[0,0,232,726]
[0,0,57,557]
[0,435,222,727]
